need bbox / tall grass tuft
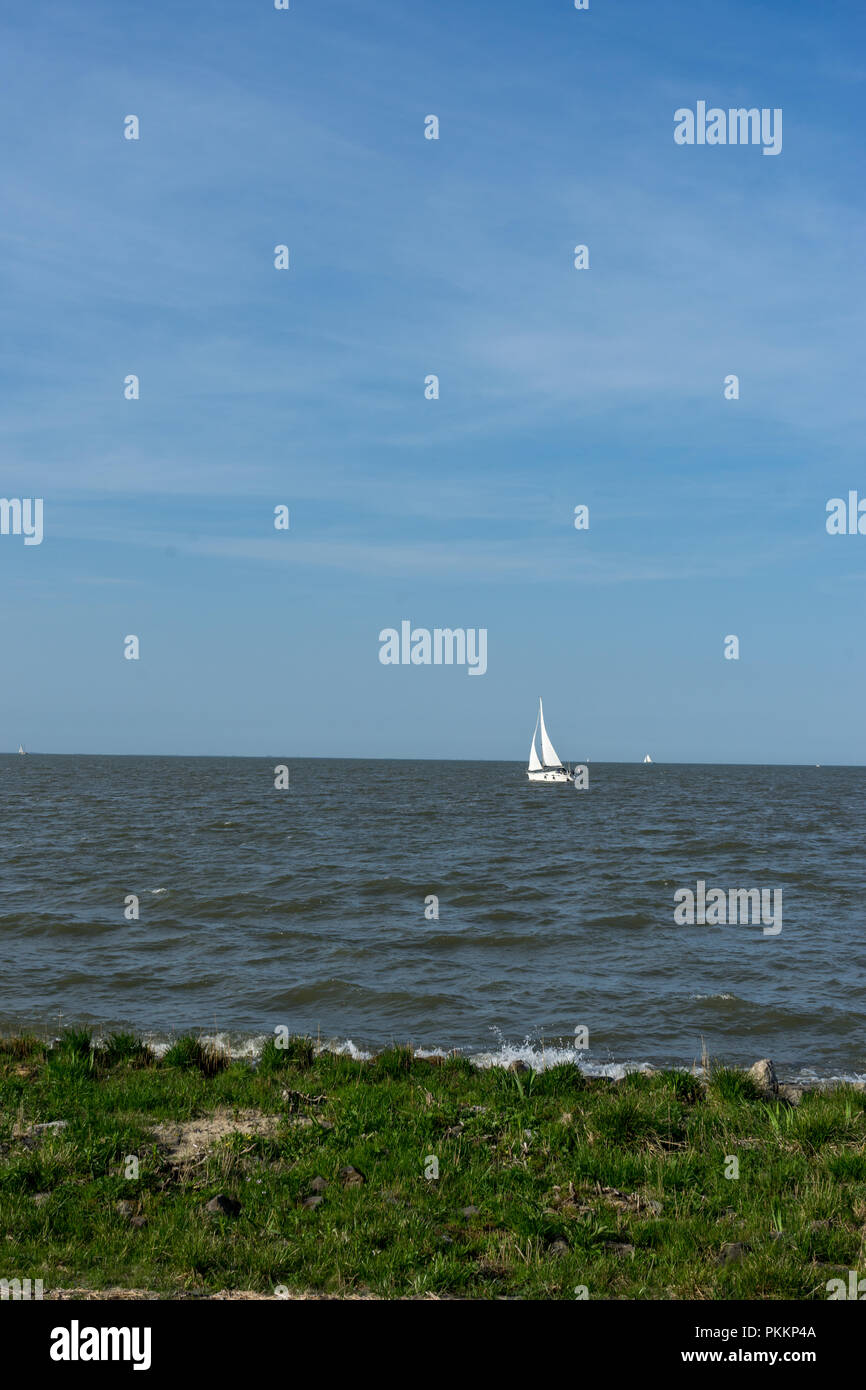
[259,1036,315,1073]
[163,1035,228,1078]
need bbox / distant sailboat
[17,744,25,755]
[527,699,571,783]
[642,754,652,764]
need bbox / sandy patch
[149,1109,283,1163]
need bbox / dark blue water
[1,756,863,1079]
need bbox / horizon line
[2,753,856,768]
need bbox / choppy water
[1,756,864,1080]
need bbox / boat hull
[527,769,571,783]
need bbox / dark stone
[718,1242,749,1266]
[309,1176,328,1193]
[205,1193,241,1217]
[300,1195,323,1210]
[339,1165,365,1187]
[777,1084,804,1106]
[461,1205,480,1218]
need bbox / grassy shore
[1,1032,865,1300]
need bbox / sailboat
[17,744,26,755]
[527,699,571,783]
[642,754,652,764]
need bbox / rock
[31,1192,50,1206]
[129,1216,148,1229]
[300,1195,323,1210]
[548,1238,569,1258]
[116,1200,136,1218]
[309,1176,328,1193]
[281,1089,327,1109]
[777,1084,804,1106]
[605,1242,635,1258]
[205,1193,241,1217]
[507,1060,529,1074]
[339,1165,365,1187]
[19,1120,69,1147]
[748,1059,778,1099]
[461,1205,480,1218]
[718,1242,749,1266]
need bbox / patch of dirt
[149,1109,283,1163]
[546,1181,662,1218]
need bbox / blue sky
[1,0,864,762]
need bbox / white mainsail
[528,715,543,771]
[538,699,563,768]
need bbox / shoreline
[3,1028,864,1089]
[3,1030,866,1300]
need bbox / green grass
[1,1033,864,1299]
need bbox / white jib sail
[538,699,563,768]
[528,715,542,771]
